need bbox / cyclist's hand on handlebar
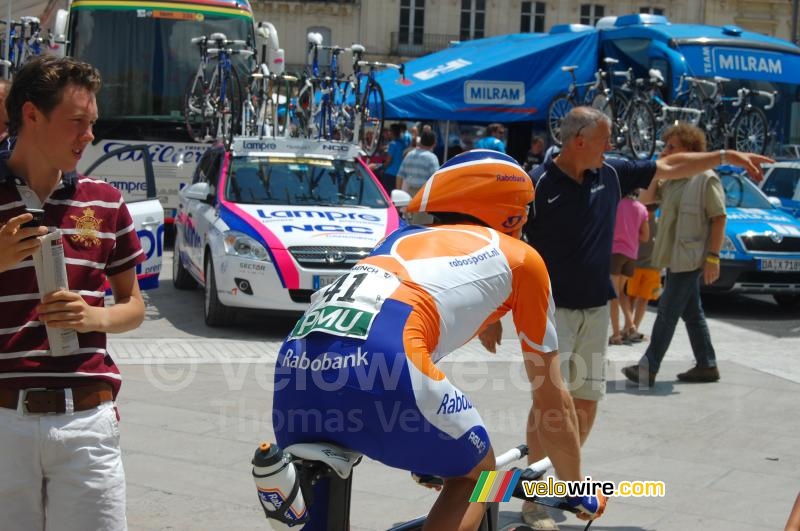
[565,493,607,521]
[478,320,502,354]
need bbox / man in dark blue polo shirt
[517,107,772,529]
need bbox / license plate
[313,275,340,290]
[759,259,800,272]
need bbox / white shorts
[0,401,126,531]
[555,305,609,402]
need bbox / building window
[579,4,605,25]
[399,0,425,46]
[639,6,665,14]
[521,1,546,33]
[460,0,485,41]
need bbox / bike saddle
[209,32,227,42]
[561,65,577,72]
[285,442,363,479]
[307,32,323,45]
[648,68,664,83]
[351,44,365,53]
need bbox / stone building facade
[250,0,796,70]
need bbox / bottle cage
[255,469,310,526]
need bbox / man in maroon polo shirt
[0,56,145,530]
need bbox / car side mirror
[184,182,213,202]
[767,196,783,208]
[391,189,412,207]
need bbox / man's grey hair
[560,106,612,143]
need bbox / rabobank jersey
[275,223,557,484]
[288,223,558,361]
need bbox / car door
[182,148,224,275]
[85,145,163,290]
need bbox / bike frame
[281,443,590,531]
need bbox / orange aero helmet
[406,149,534,234]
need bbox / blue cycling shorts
[272,299,490,478]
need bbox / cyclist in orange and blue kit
[272,150,606,530]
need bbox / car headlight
[721,235,737,253]
[222,231,271,262]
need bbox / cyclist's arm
[507,241,581,482]
[524,351,581,483]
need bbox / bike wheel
[359,80,385,156]
[608,91,629,150]
[701,101,725,151]
[732,107,768,154]
[336,80,356,145]
[626,100,656,160]
[242,74,263,137]
[184,74,214,143]
[296,84,314,138]
[215,68,243,147]
[273,77,292,137]
[547,93,573,146]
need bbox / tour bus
[53,0,257,222]
[598,13,800,149]
[44,0,258,288]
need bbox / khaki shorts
[626,267,662,300]
[554,305,609,402]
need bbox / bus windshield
[69,6,254,139]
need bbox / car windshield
[721,172,773,209]
[225,156,388,208]
[762,167,800,201]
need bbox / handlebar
[208,48,254,58]
[356,60,402,70]
[735,87,777,110]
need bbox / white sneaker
[521,500,559,530]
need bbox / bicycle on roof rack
[0,16,49,77]
[183,33,253,147]
[546,58,618,146]
[696,76,777,155]
[342,44,404,157]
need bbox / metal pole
[792,0,799,45]
[443,120,450,160]
[4,0,11,79]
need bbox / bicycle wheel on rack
[335,79,356,145]
[359,80,384,156]
[700,101,724,151]
[732,107,768,154]
[295,83,314,138]
[608,90,629,150]
[241,76,260,137]
[626,100,656,160]
[273,77,292,137]
[184,74,214,143]
[547,94,574,146]
[214,68,243,147]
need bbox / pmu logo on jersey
[290,305,374,339]
[436,389,474,415]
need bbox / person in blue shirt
[475,123,506,153]
[503,106,772,530]
[380,123,409,193]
